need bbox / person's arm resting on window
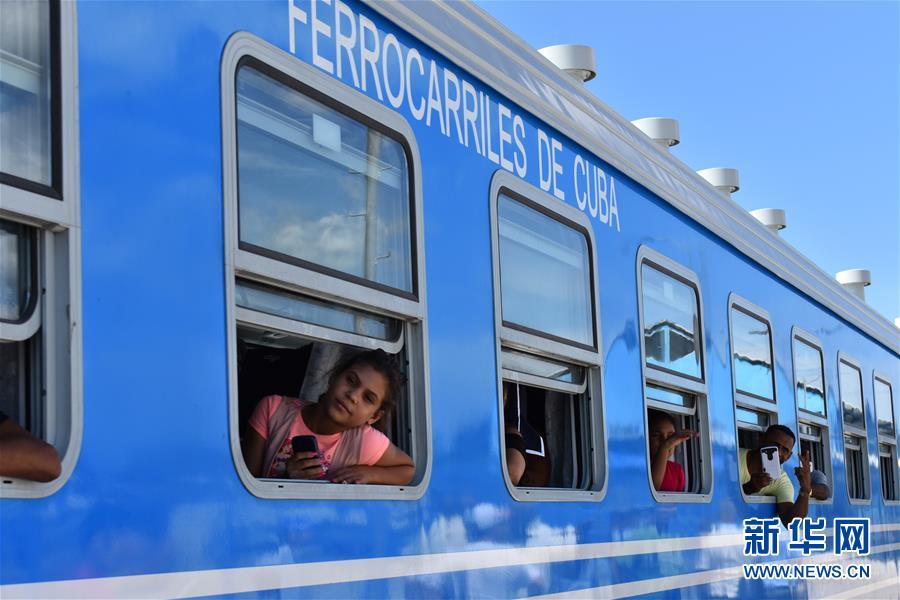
[775,451,812,527]
[0,417,62,482]
[329,444,415,485]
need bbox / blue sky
[476,1,899,325]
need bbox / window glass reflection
[736,407,767,427]
[0,0,52,185]
[874,379,895,437]
[641,265,701,378]
[839,361,865,430]
[794,339,826,416]
[236,66,412,293]
[498,195,593,346]
[731,308,774,400]
[501,349,585,385]
[235,280,400,341]
[646,385,694,409]
[0,220,36,323]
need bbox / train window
[873,375,898,502]
[638,248,712,501]
[728,297,779,502]
[222,37,430,500]
[838,355,870,502]
[0,0,80,499]
[0,0,58,193]
[791,329,833,502]
[490,171,606,502]
[729,303,774,401]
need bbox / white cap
[632,118,680,149]
[835,269,871,301]
[538,44,597,83]
[697,167,740,196]
[750,208,787,233]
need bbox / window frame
[0,223,41,340]
[637,246,713,503]
[490,170,607,502]
[837,352,871,504]
[727,295,779,505]
[790,327,833,505]
[0,0,63,200]
[873,371,899,504]
[0,0,82,499]
[222,33,431,500]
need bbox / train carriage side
[0,0,898,598]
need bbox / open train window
[222,35,430,500]
[728,296,779,503]
[638,248,712,502]
[838,355,870,503]
[0,0,81,499]
[490,171,606,502]
[873,374,899,503]
[791,329,833,502]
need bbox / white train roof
[364,0,899,356]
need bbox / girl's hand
[662,429,699,451]
[329,465,378,484]
[286,451,326,480]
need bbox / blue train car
[1,1,898,597]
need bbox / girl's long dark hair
[328,349,406,432]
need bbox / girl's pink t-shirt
[660,460,685,492]
[249,395,390,478]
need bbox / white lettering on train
[288,0,620,231]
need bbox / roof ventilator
[632,118,680,150]
[835,269,871,301]
[697,167,740,199]
[537,44,596,83]
[750,208,787,234]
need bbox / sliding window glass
[638,248,712,501]
[873,374,898,503]
[0,0,80,498]
[728,297,780,502]
[222,36,430,500]
[490,171,605,501]
[791,329,832,502]
[838,355,869,502]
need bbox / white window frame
[837,353,870,504]
[490,170,607,502]
[221,33,431,500]
[0,0,81,500]
[637,247,712,503]
[728,295,779,504]
[873,372,899,504]
[790,327,833,505]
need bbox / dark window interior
[505,381,590,489]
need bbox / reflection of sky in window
[731,309,773,400]
[236,67,412,293]
[235,280,400,340]
[646,385,694,409]
[839,361,865,430]
[874,379,894,437]
[501,349,584,384]
[0,221,34,322]
[498,195,592,346]
[794,339,825,416]
[641,265,700,378]
[736,407,767,427]
[0,0,52,185]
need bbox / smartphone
[759,446,781,481]
[292,435,318,455]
